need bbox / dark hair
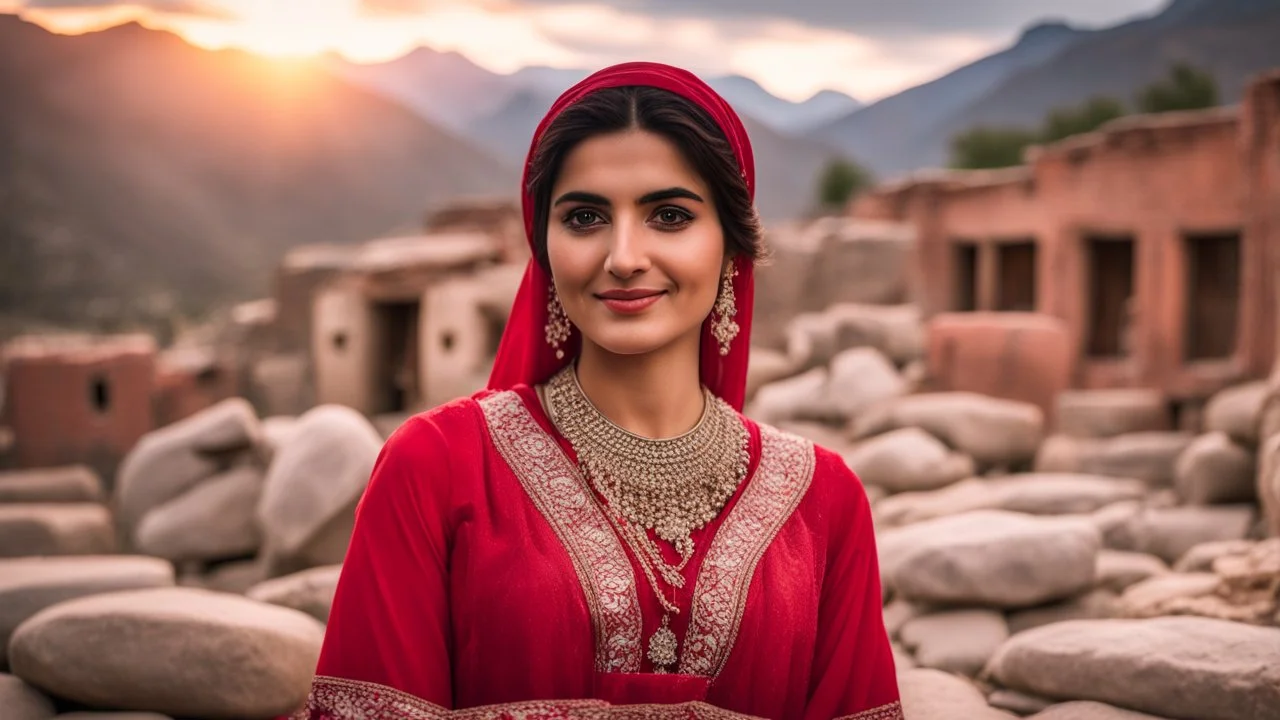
[525,86,764,273]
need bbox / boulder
[988,690,1055,716]
[0,504,115,558]
[0,467,103,504]
[1029,702,1175,719]
[1055,390,1170,439]
[1173,540,1257,573]
[1104,506,1257,564]
[1173,432,1256,505]
[880,510,1100,608]
[851,392,1043,469]
[985,617,1280,720]
[1096,550,1169,593]
[1203,381,1268,446]
[775,421,850,451]
[8,587,323,718]
[134,465,263,562]
[0,673,55,720]
[882,598,925,639]
[745,347,797,403]
[786,303,923,371]
[822,347,908,422]
[246,564,342,622]
[1257,433,1280,536]
[746,368,827,426]
[1006,589,1122,635]
[256,416,300,467]
[257,405,382,574]
[0,556,174,668]
[899,609,1009,677]
[1119,573,1221,618]
[114,399,260,537]
[199,558,269,595]
[842,427,973,495]
[1036,433,1193,487]
[898,668,1018,720]
[875,473,1147,528]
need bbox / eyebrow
[552,187,705,207]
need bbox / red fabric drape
[486,62,756,411]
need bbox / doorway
[1086,236,1136,358]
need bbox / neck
[573,331,705,439]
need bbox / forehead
[554,130,708,196]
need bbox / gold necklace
[545,365,749,671]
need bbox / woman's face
[546,129,727,359]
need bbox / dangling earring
[545,284,572,360]
[711,266,739,356]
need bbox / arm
[805,450,903,720]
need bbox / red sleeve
[805,448,903,720]
[310,399,476,709]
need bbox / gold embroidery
[680,426,815,677]
[480,391,644,673]
[299,675,768,719]
[836,701,905,720]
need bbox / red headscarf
[486,62,757,411]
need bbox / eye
[563,208,606,231]
[651,206,694,230]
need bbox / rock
[1007,589,1121,635]
[1036,433,1193,487]
[0,467,103,504]
[1257,433,1280,536]
[822,347,908,422]
[134,465,263,562]
[8,587,323,718]
[1119,573,1221,618]
[257,416,300,467]
[786,303,923,371]
[257,405,382,574]
[745,347,796,403]
[746,368,827,426]
[114,398,261,538]
[986,617,1280,720]
[0,672,55,720]
[1055,390,1171,439]
[851,392,1043,469]
[882,597,925,639]
[898,668,1018,720]
[0,505,116,558]
[1096,550,1169,593]
[0,556,174,668]
[1173,540,1256,573]
[1106,506,1257,564]
[775,420,850,450]
[842,428,973,494]
[988,689,1055,716]
[1173,432,1256,505]
[881,511,1100,608]
[874,474,1146,528]
[891,642,916,671]
[1029,702,1174,719]
[246,564,341,622]
[899,609,1009,677]
[1203,381,1268,446]
[200,558,269,595]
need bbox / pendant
[647,614,679,672]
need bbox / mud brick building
[855,70,1280,416]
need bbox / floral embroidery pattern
[680,426,814,677]
[836,701,906,720]
[480,391,644,673]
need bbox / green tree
[816,157,873,210]
[1136,62,1219,113]
[1041,96,1127,142]
[949,127,1039,169]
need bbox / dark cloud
[525,0,1167,36]
[20,0,235,19]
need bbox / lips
[595,288,666,314]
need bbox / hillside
[0,16,516,335]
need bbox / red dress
[297,385,902,719]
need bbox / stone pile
[0,399,379,718]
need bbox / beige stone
[1258,433,1280,536]
[1106,506,1257,564]
[1119,573,1222,618]
[247,564,341,622]
[843,427,973,495]
[0,672,55,720]
[745,347,797,403]
[1029,701,1174,719]
[786,303,923,371]
[1204,380,1269,446]
[899,609,1009,677]
[0,467,103,504]
[1055,390,1171,439]
[8,587,323,719]
[0,504,115,558]
[1096,550,1169,593]
[1173,540,1256,573]
[875,474,1147,528]
[135,465,263,562]
[851,392,1043,468]
[898,668,1018,720]
[1035,433,1194,487]
[988,690,1055,716]
[1173,432,1256,505]
[1007,589,1121,635]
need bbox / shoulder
[383,394,489,459]
[748,417,872,515]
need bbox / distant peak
[1017,20,1079,42]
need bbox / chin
[583,324,686,358]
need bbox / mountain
[706,75,861,133]
[817,0,1280,177]
[0,15,516,334]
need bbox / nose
[603,215,651,279]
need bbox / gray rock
[882,597,926,639]
[1106,506,1257,564]
[0,672,55,720]
[0,467,103,504]
[1203,381,1268,446]
[1007,589,1121,635]
[899,668,1018,720]
[988,689,1055,716]
[821,347,908,422]
[0,556,174,668]
[1173,540,1257,573]
[0,504,115,558]
[986,617,1280,720]
[1173,432,1256,505]
[851,392,1043,469]
[786,303,923,371]
[875,474,1146,528]
[744,347,796,403]
[843,427,973,495]
[1029,701,1174,719]
[1036,433,1193,487]
[1096,550,1169,593]
[881,510,1100,608]
[134,465,263,562]
[257,416,300,467]
[1055,390,1171,439]
[8,587,323,718]
[899,609,1009,677]
[1118,573,1221,618]
[246,564,341,622]
[744,368,826,428]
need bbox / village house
[853,70,1280,421]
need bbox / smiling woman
[293,62,903,720]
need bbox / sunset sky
[4,0,1169,101]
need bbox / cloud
[19,0,235,19]
[359,0,433,16]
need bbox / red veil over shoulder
[486,62,757,411]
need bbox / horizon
[1,0,1170,103]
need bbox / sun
[232,0,359,58]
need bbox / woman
[297,62,902,719]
